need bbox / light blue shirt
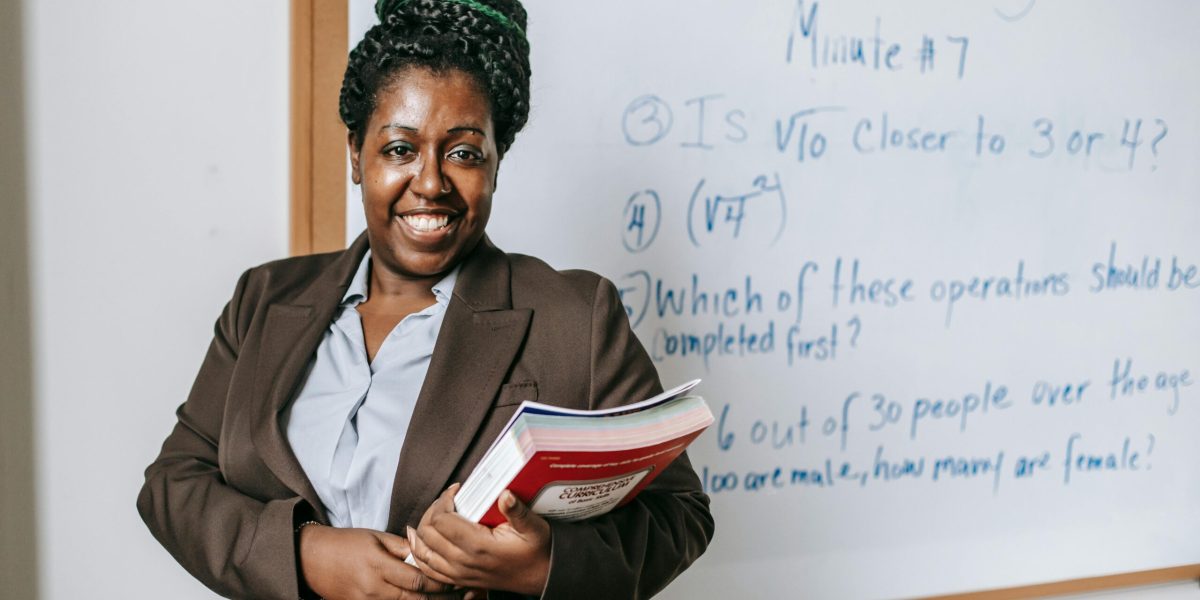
[284,250,458,530]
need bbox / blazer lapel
[249,233,371,522]
[386,237,531,532]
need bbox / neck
[367,261,440,302]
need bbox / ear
[347,131,362,185]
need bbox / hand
[408,484,552,596]
[299,524,461,600]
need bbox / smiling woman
[353,68,497,283]
[137,1,713,599]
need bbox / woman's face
[350,67,498,279]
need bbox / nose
[412,153,450,200]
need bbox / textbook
[455,379,712,527]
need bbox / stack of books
[455,380,712,526]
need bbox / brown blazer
[137,233,714,600]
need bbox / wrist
[296,521,325,599]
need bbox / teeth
[402,214,450,232]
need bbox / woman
[137,1,713,598]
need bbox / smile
[400,213,453,232]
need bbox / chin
[388,241,478,279]
[389,252,456,279]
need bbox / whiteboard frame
[287,0,1200,596]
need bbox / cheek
[465,189,493,224]
[363,190,388,219]
[363,172,405,215]
[472,172,498,219]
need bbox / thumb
[498,490,534,530]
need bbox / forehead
[368,67,493,132]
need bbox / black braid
[339,0,531,157]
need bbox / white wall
[24,1,289,597]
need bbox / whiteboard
[347,1,1200,598]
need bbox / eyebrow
[378,123,487,137]
[448,126,488,137]
[380,123,417,133]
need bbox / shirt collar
[431,264,459,307]
[341,249,460,308]
[341,250,372,307]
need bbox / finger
[378,547,456,594]
[376,529,454,591]
[413,518,480,571]
[421,505,499,563]
[376,531,412,560]
[407,526,465,586]
[497,490,534,532]
[435,483,461,512]
[413,484,491,582]
[412,494,464,572]
[417,484,459,534]
[419,487,493,558]
[497,490,551,546]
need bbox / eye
[383,142,415,159]
[448,146,485,164]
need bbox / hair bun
[374,0,526,36]
[373,0,403,22]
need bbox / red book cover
[475,429,707,527]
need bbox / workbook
[455,379,712,527]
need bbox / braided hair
[339,0,531,157]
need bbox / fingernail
[463,592,477,600]
[406,526,416,539]
[503,490,516,509]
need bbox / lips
[401,213,451,231]
[394,208,460,240]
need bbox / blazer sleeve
[538,277,715,600]
[136,269,312,600]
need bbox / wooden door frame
[290,0,348,255]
